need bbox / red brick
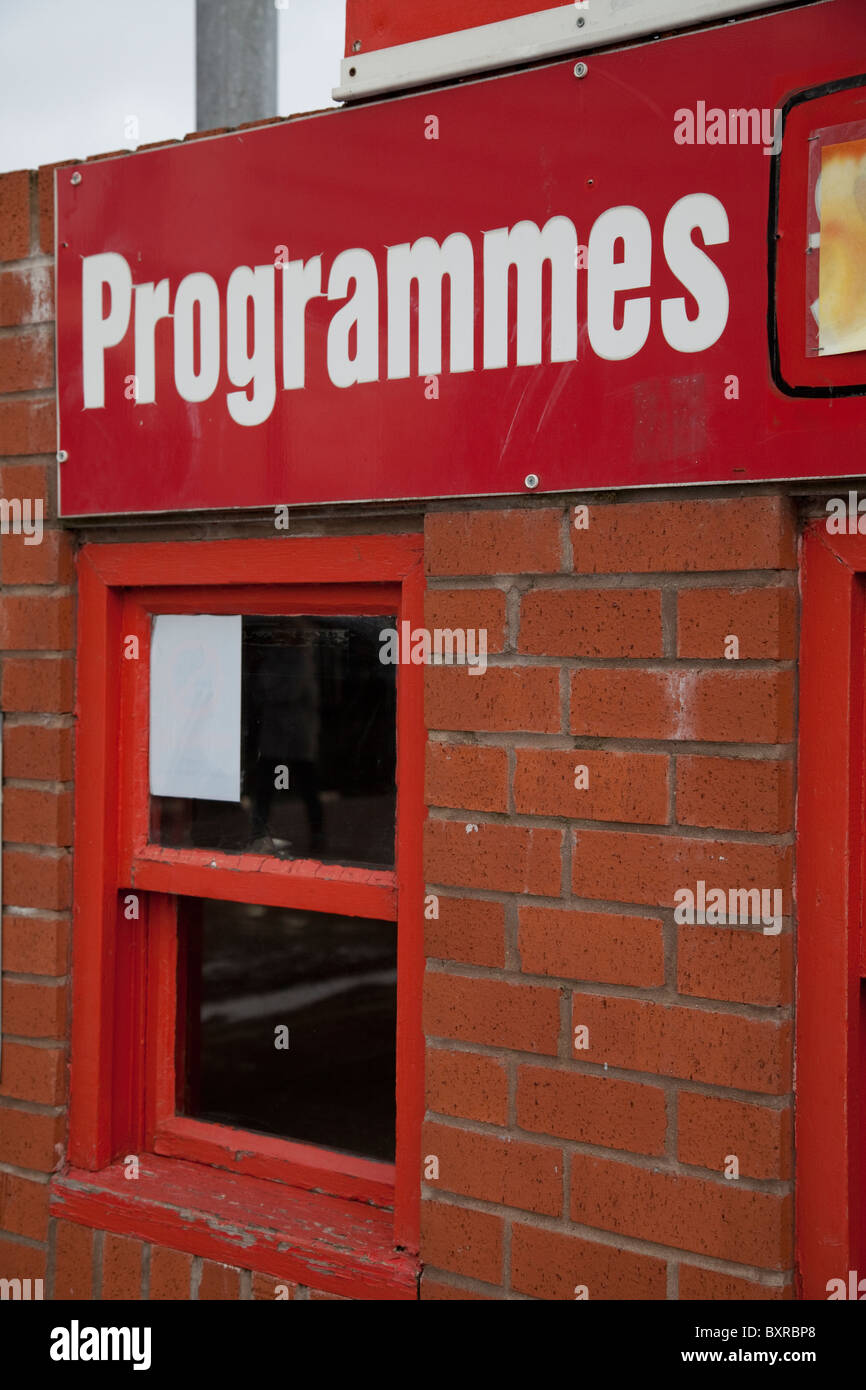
[1,530,75,586]
[0,328,53,393]
[2,979,67,1037]
[569,1152,792,1267]
[0,171,30,259]
[3,788,73,847]
[678,926,792,1007]
[184,127,229,142]
[420,1274,495,1299]
[425,819,561,895]
[424,1119,562,1215]
[54,1220,94,1299]
[149,1246,193,1299]
[427,1047,508,1125]
[421,1199,503,1284]
[424,588,506,652]
[425,972,559,1054]
[0,460,50,494]
[0,1172,49,1240]
[514,748,668,825]
[0,265,54,328]
[679,1265,792,1299]
[4,726,73,780]
[308,1288,349,1299]
[3,849,72,910]
[199,1259,241,1299]
[678,1093,792,1180]
[572,828,792,913]
[0,1234,46,1283]
[2,915,67,974]
[511,1222,667,1301]
[0,399,55,455]
[424,895,505,968]
[0,1040,64,1105]
[571,497,796,573]
[0,1106,63,1171]
[1,658,74,713]
[426,665,560,733]
[103,1233,143,1299]
[518,906,664,987]
[0,598,73,653]
[517,1064,666,1154]
[677,755,794,833]
[425,742,508,813]
[252,1271,297,1299]
[570,668,794,742]
[570,994,791,1094]
[426,508,562,576]
[677,586,796,659]
[520,588,662,657]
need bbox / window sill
[50,1156,419,1301]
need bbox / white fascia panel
[334,0,797,101]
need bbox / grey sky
[0,0,344,174]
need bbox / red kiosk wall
[344,0,573,53]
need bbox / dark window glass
[179,897,396,1163]
[150,615,397,869]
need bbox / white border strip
[334,0,794,100]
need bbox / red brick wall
[420,500,796,1299]
[0,165,74,1292]
[0,156,797,1300]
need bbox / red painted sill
[50,1157,419,1301]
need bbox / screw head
[574,61,588,78]
[57,449,68,463]
[70,172,82,185]
[577,15,585,26]
[525,474,539,490]
[352,39,361,52]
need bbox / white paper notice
[149,614,242,802]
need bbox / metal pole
[196,0,279,132]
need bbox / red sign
[56,0,866,516]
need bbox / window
[61,536,424,1297]
[772,74,866,396]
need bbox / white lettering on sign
[81,193,730,421]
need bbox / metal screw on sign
[577,16,586,26]
[574,62,588,78]
[525,474,540,490]
[57,450,68,463]
[70,172,82,185]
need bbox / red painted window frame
[63,535,425,1270]
[797,521,866,1297]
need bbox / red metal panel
[67,552,123,1168]
[56,0,866,517]
[796,523,866,1297]
[344,0,571,53]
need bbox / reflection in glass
[179,897,397,1163]
[150,615,397,868]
